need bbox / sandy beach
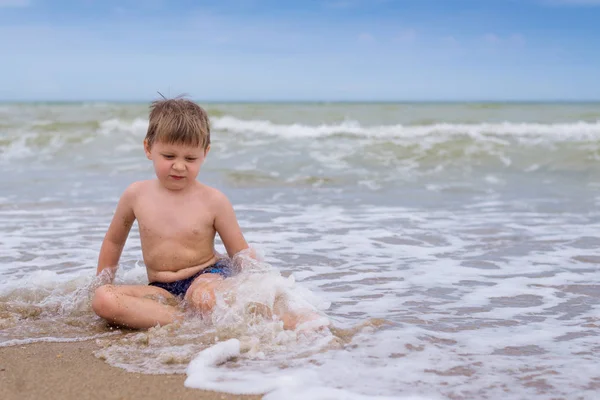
[0,341,262,400]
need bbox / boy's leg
[92,284,182,329]
[186,274,328,331]
[185,274,273,320]
[184,273,225,314]
[273,293,329,331]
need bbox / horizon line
[1,99,600,104]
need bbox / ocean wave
[2,116,600,172]
[4,115,600,139]
[3,115,600,142]
[211,116,600,140]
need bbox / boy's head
[145,97,210,150]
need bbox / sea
[1,102,599,400]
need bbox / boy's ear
[143,139,152,159]
[204,145,211,157]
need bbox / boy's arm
[96,184,137,277]
[213,191,250,259]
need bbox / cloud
[509,34,526,46]
[0,0,30,7]
[395,29,416,43]
[539,0,600,5]
[441,36,459,47]
[358,32,375,44]
[323,0,392,9]
[482,33,526,47]
[323,0,359,9]
[483,33,501,44]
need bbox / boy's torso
[133,180,219,283]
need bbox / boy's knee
[92,285,118,318]
[186,275,224,313]
[188,285,217,313]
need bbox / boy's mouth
[170,175,185,180]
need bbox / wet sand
[0,341,262,400]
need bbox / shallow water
[1,102,599,399]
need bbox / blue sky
[1,0,599,101]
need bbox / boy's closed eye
[161,154,197,162]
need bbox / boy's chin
[160,177,191,190]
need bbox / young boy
[92,98,252,329]
[92,98,327,332]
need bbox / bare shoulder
[120,180,154,203]
[123,180,152,196]
[196,184,235,218]
[197,183,230,203]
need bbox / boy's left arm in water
[96,183,138,280]
[209,187,264,272]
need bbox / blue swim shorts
[148,259,233,297]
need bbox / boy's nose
[173,161,185,171]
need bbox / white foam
[1,197,600,398]
[0,134,35,161]
[3,114,600,164]
[185,338,430,400]
[212,116,600,140]
[0,332,121,348]
[98,118,148,136]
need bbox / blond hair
[145,97,210,149]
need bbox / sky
[0,0,599,101]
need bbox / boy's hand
[96,266,118,285]
[231,247,264,273]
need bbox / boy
[92,98,326,332]
[92,97,251,329]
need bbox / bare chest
[134,196,214,239]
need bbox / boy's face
[144,140,210,191]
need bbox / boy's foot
[280,309,330,333]
[245,302,273,320]
[296,315,330,333]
